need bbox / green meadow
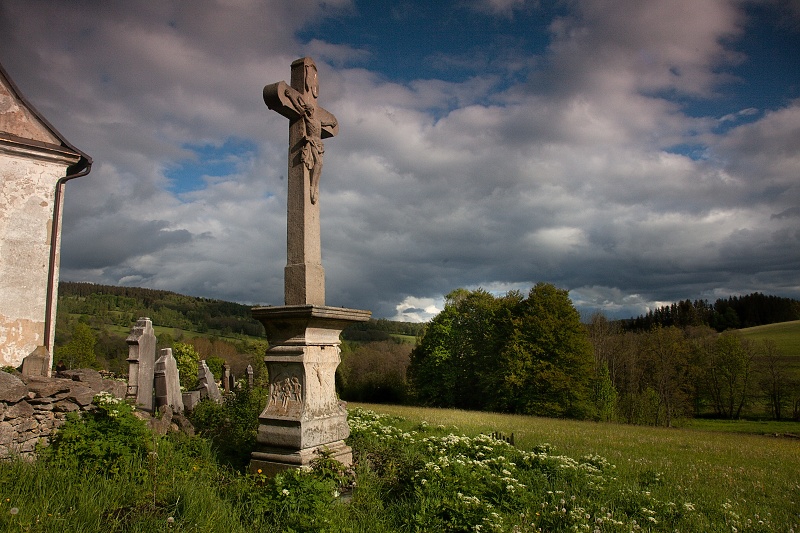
[3,393,797,532]
[739,320,800,356]
[352,403,800,531]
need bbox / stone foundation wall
[0,369,126,459]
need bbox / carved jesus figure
[283,64,337,204]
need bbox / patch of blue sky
[663,142,708,161]
[678,4,799,124]
[298,0,556,86]
[165,137,256,194]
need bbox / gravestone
[197,360,222,403]
[125,317,157,412]
[222,363,231,393]
[154,348,184,414]
[251,57,370,476]
[246,364,254,389]
[21,346,49,377]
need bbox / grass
[680,418,800,435]
[352,402,800,530]
[389,334,417,344]
[104,323,262,344]
[3,397,799,531]
[738,320,800,356]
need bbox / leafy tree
[55,322,98,369]
[408,298,460,407]
[338,340,412,403]
[593,363,617,422]
[494,283,595,418]
[409,288,515,410]
[173,342,201,390]
[640,326,694,427]
[702,332,756,419]
[410,284,596,419]
[755,340,791,420]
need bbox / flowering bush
[40,393,150,476]
[346,407,711,532]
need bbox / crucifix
[252,57,370,476]
[263,57,338,307]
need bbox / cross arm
[263,81,339,139]
[317,107,339,139]
[263,81,300,120]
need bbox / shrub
[189,386,269,468]
[41,392,151,476]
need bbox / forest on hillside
[58,281,267,337]
[53,281,418,379]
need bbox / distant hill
[58,281,267,337]
[57,281,422,341]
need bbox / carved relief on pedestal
[267,365,304,415]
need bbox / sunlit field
[353,402,800,531]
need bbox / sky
[1,0,799,322]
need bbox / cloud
[2,0,798,322]
[470,0,535,18]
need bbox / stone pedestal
[249,305,370,476]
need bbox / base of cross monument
[249,441,352,477]
[249,305,370,476]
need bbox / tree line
[625,293,800,332]
[588,316,799,424]
[393,285,800,424]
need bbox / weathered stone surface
[28,396,58,405]
[13,418,38,433]
[100,379,127,398]
[52,400,80,413]
[20,437,39,453]
[25,376,71,398]
[0,422,15,445]
[60,368,103,388]
[150,405,173,436]
[222,364,231,393]
[182,391,200,412]
[252,59,370,475]
[0,66,89,369]
[21,346,49,377]
[263,57,339,306]
[62,382,95,406]
[172,412,195,436]
[0,372,27,403]
[197,360,222,403]
[5,400,34,418]
[154,348,183,413]
[126,318,157,412]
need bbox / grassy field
[104,323,258,344]
[2,395,799,531]
[353,402,800,530]
[738,320,800,356]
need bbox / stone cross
[263,57,338,306]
